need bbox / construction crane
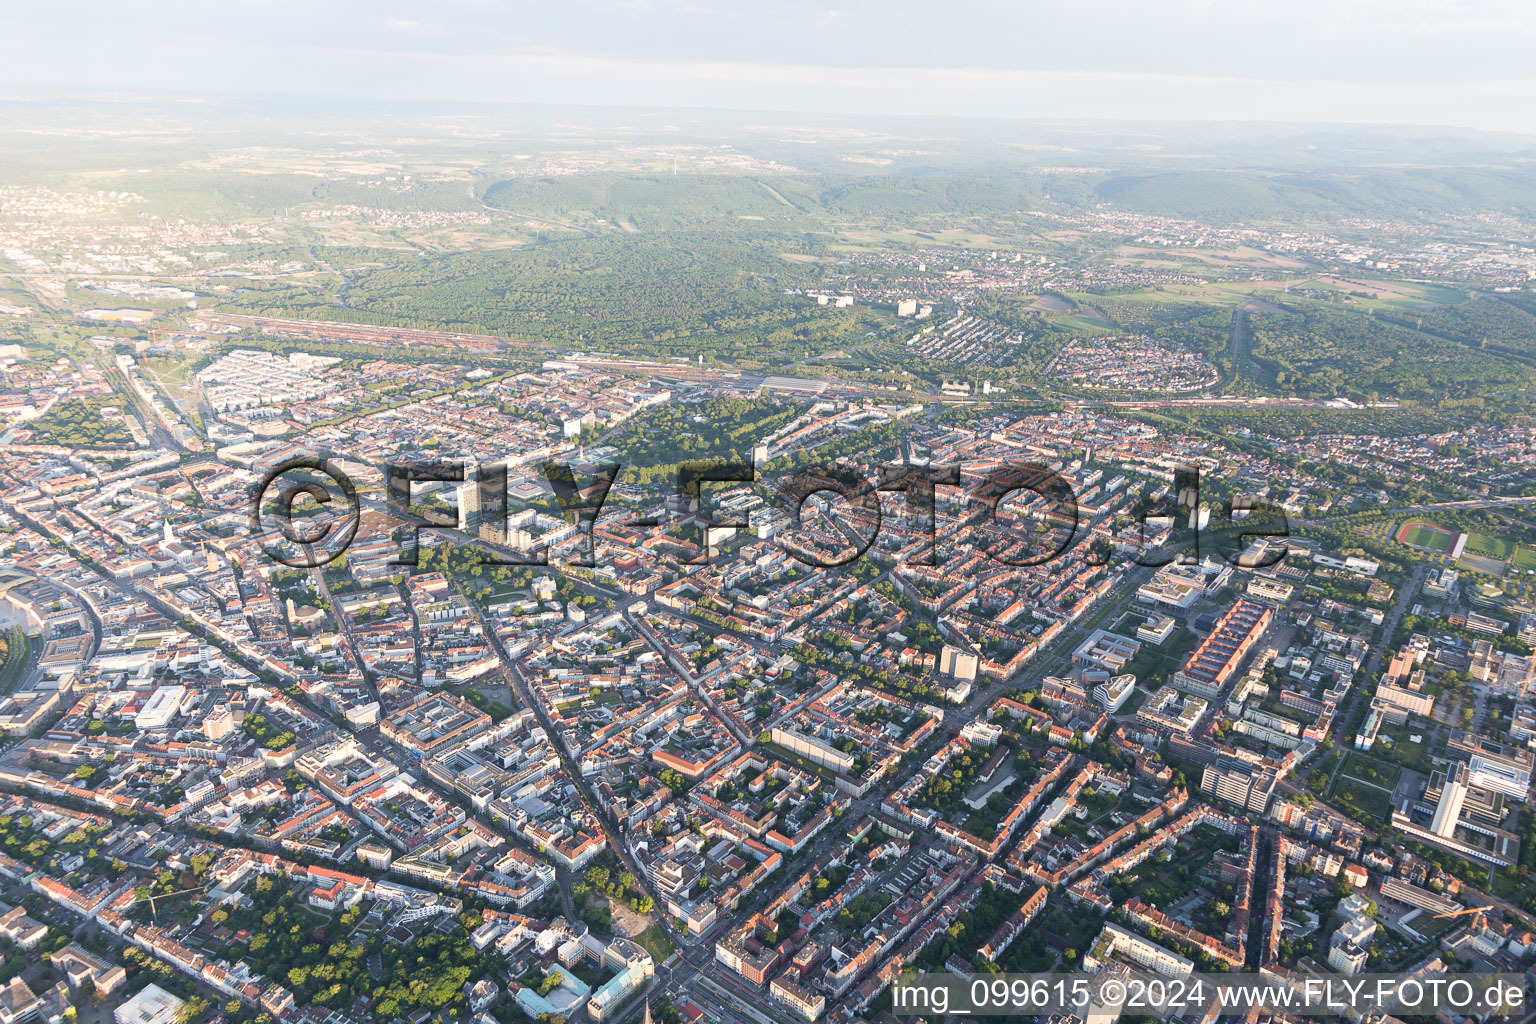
[1432,904,1492,920]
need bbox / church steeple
[642,998,652,1024]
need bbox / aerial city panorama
[3,3,1536,1023]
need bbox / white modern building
[115,985,185,1024]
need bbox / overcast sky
[9,0,1536,134]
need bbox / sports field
[1396,521,1465,556]
[1465,532,1515,560]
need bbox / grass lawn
[1489,869,1522,899]
[634,923,675,962]
[1339,751,1402,791]
[294,905,333,930]
[1465,532,1514,560]
[565,962,604,987]
[763,742,839,783]
[1330,775,1392,823]
[556,689,624,714]
[1410,911,1459,939]
[138,356,204,427]
[1373,727,1432,773]
[1512,547,1536,572]
[1123,626,1198,689]
[1046,312,1118,336]
[1112,686,1148,717]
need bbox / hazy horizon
[10,0,1536,135]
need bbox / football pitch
[1396,521,1462,554]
